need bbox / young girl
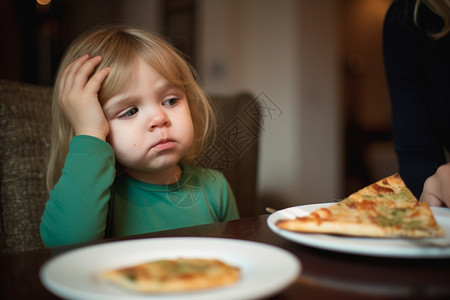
[40,25,239,247]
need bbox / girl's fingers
[85,67,111,94]
[59,55,102,93]
[58,55,90,99]
[71,55,103,89]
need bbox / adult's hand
[420,162,450,207]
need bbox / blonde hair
[414,0,450,39]
[47,25,215,191]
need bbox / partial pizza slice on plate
[276,174,444,238]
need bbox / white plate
[40,237,301,300]
[267,203,450,258]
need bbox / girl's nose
[148,110,170,131]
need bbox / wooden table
[1,215,449,299]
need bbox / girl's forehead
[130,55,176,84]
[101,50,187,101]
[103,63,183,102]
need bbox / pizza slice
[276,174,444,238]
[102,257,240,293]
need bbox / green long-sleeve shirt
[40,135,239,247]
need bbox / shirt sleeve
[40,135,116,247]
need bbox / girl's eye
[162,97,178,107]
[118,107,138,119]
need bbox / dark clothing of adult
[383,0,450,198]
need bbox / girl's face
[102,57,194,184]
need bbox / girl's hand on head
[420,163,450,208]
[58,55,111,140]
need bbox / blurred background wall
[0,0,397,212]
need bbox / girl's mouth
[152,138,176,151]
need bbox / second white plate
[267,203,450,258]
